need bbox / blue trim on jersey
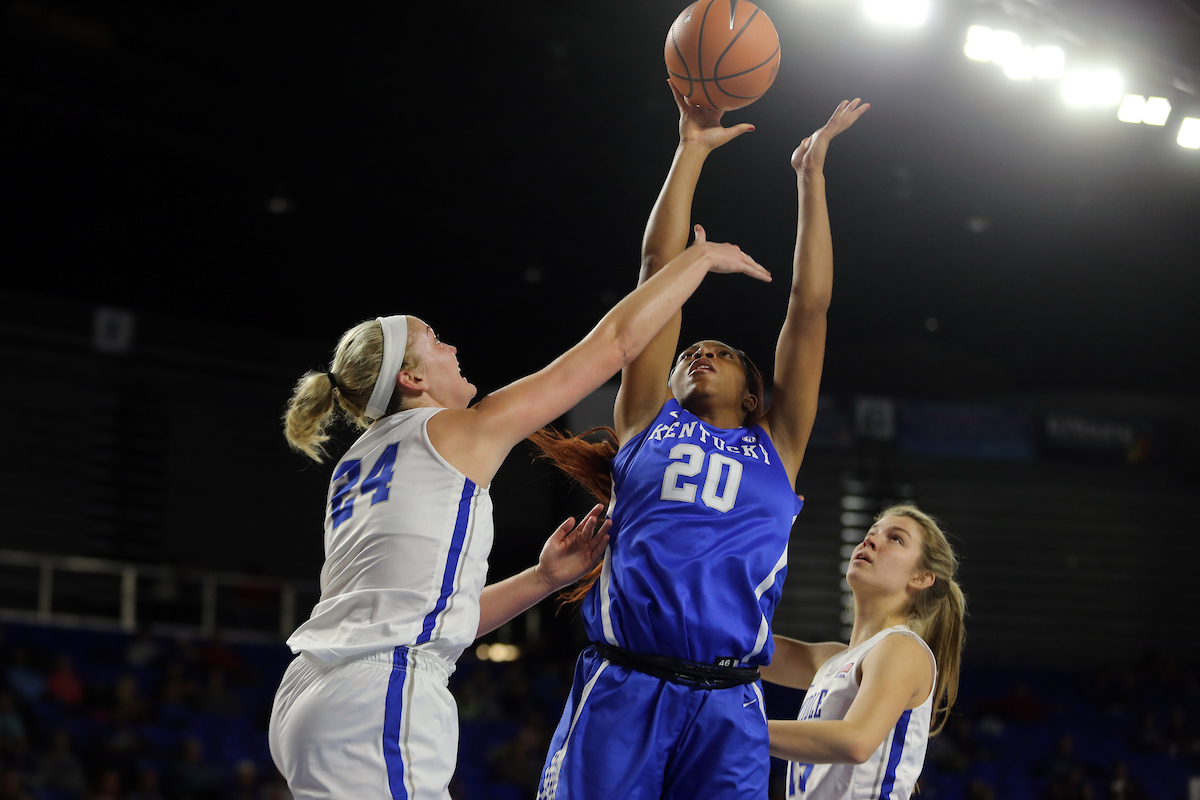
[383,646,409,799]
[879,709,912,800]
[416,479,475,644]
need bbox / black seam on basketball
[667,45,778,84]
[711,45,779,98]
[713,7,765,99]
[671,23,695,99]
[697,0,717,108]
[713,7,758,82]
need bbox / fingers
[693,223,707,244]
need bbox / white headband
[366,315,408,418]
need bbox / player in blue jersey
[763,505,965,800]
[272,236,770,798]
[532,93,870,800]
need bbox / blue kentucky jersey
[583,399,803,666]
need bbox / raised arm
[768,632,933,764]
[759,635,846,690]
[614,83,755,444]
[477,506,611,637]
[761,100,869,483]
[430,228,770,487]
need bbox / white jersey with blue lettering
[286,407,494,667]
[786,626,936,800]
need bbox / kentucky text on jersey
[585,400,802,667]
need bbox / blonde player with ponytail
[762,505,966,800]
[268,233,770,800]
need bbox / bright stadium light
[1142,97,1172,126]
[1063,70,1124,106]
[864,0,931,27]
[1004,46,1036,79]
[1034,46,1065,79]
[1118,94,1147,123]
[989,30,1021,65]
[964,26,994,61]
[1179,118,1200,149]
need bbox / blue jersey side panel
[583,400,802,665]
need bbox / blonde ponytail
[879,504,967,737]
[283,319,417,462]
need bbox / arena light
[1033,46,1065,79]
[1004,46,1035,79]
[988,30,1022,65]
[1063,69,1123,106]
[964,25,994,61]
[864,0,931,27]
[1118,94,1147,123]
[1142,97,1171,126]
[1179,118,1200,149]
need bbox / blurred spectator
[1164,707,1190,757]
[4,651,43,704]
[196,671,242,718]
[124,766,165,800]
[35,729,87,798]
[1130,711,1168,754]
[926,716,982,774]
[197,632,242,677]
[124,627,163,671]
[966,778,997,800]
[1035,733,1086,782]
[224,759,258,800]
[110,674,148,725]
[0,768,32,800]
[169,737,223,800]
[0,694,27,752]
[44,656,84,707]
[1044,765,1093,800]
[986,679,1047,724]
[1105,761,1145,800]
[486,718,550,795]
[86,767,121,800]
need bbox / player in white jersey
[761,505,967,800]
[269,237,772,799]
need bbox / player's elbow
[789,287,831,317]
[843,735,880,765]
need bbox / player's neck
[848,595,908,649]
[680,398,746,430]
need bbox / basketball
[665,0,782,111]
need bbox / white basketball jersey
[785,626,936,800]
[287,408,494,668]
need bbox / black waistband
[592,642,760,690]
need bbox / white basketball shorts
[269,645,457,799]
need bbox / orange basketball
[665,0,781,111]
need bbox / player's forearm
[768,719,876,764]
[760,636,817,689]
[641,142,711,277]
[790,171,833,315]
[476,566,555,638]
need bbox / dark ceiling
[3,0,1200,398]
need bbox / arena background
[1,0,1199,798]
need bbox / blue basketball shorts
[537,646,770,800]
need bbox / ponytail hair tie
[326,371,339,391]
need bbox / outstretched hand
[534,504,612,592]
[671,82,754,151]
[689,224,772,283]
[791,98,870,174]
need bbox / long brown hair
[529,343,766,605]
[526,426,618,605]
[879,504,966,737]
